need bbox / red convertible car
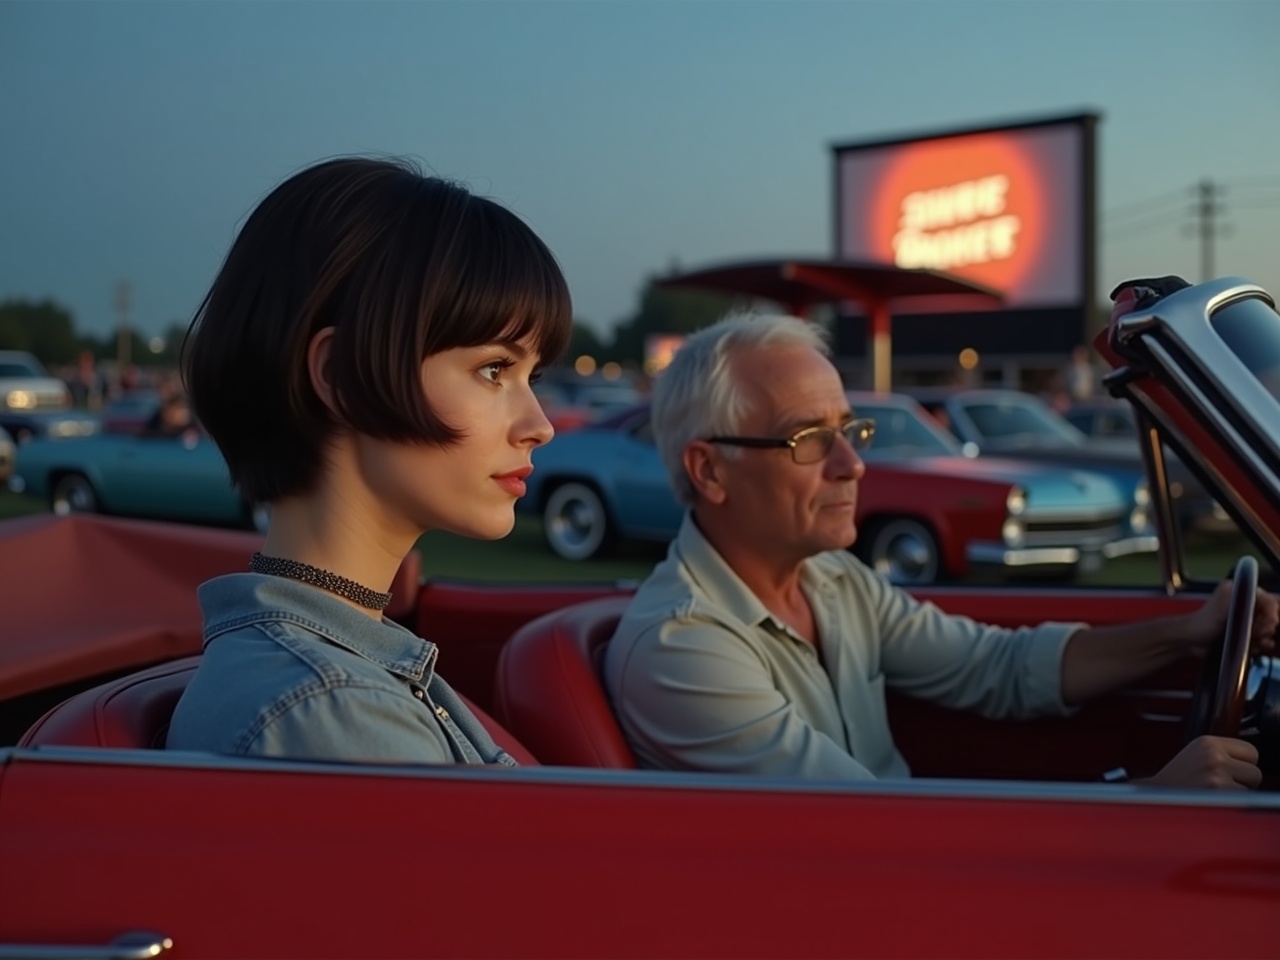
[0,277,1277,958]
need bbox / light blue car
[9,429,268,532]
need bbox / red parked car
[0,277,1276,958]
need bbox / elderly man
[603,313,1275,788]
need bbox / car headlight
[5,389,35,410]
[1005,486,1027,516]
[1134,480,1151,508]
[1002,517,1025,547]
[1129,480,1152,534]
[1129,505,1152,535]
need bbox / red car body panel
[0,754,1274,959]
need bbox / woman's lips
[494,467,532,498]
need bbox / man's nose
[826,433,866,480]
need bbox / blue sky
[2,0,1277,340]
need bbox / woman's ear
[306,327,340,416]
[682,441,728,506]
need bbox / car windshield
[961,396,1084,446]
[854,403,959,458]
[1210,296,1280,404]
[0,360,44,378]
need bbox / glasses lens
[791,428,834,464]
[843,418,875,450]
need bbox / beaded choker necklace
[249,552,393,611]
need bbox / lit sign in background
[837,122,1084,309]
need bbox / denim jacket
[166,573,516,767]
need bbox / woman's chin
[447,514,517,541]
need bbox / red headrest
[495,596,637,769]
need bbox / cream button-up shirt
[604,514,1082,780]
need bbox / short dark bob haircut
[183,157,572,504]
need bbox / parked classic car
[521,392,1150,584]
[0,350,72,412]
[0,277,1278,957]
[0,350,99,443]
[911,386,1220,536]
[1066,398,1236,535]
[7,426,269,532]
[98,388,163,436]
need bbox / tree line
[0,299,189,369]
[1,273,743,372]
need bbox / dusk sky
[2,0,1278,341]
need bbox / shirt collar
[673,513,781,629]
[673,513,849,630]
[199,573,434,682]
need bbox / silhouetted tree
[606,275,741,365]
[0,299,81,365]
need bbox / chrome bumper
[967,534,1159,572]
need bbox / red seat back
[18,653,540,765]
[19,656,201,749]
[495,596,637,768]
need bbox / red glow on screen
[868,133,1046,296]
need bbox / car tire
[51,472,99,516]
[861,517,941,585]
[543,481,614,561]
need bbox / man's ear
[306,327,340,416]
[683,441,728,506]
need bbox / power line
[1103,208,1186,240]
[1103,187,1188,224]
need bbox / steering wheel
[1186,555,1258,741]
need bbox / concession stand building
[831,111,1099,390]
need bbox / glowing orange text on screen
[894,174,1019,269]
[870,134,1045,295]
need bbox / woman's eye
[480,359,514,383]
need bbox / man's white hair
[651,312,830,506]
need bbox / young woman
[166,157,570,765]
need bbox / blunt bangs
[325,176,573,447]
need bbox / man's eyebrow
[779,411,854,433]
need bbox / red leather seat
[19,653,539,765]
[19,656,201,749]
[495,596,637,768]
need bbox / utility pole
[1189,180,1229,281]
[114,280,133,372]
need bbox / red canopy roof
[657,258,1003,314]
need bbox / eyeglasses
[705,417,876,465]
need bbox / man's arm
[1060,579,1276,789]
[1059,579,1278,704]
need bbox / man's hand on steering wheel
[1140,736,1262,790]
[1183,577,1279,657]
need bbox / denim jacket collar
[198,573,435,683]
